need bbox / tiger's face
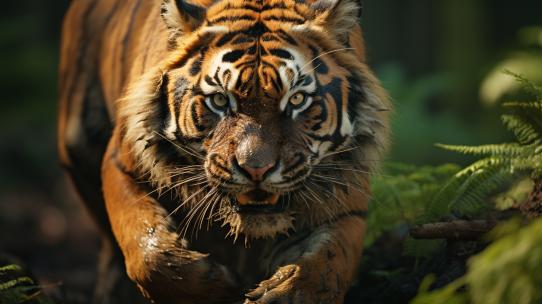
[123,0,389,240]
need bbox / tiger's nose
[240,162,276,182]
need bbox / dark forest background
[0,0,541,302]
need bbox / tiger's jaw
[215,188,293,241]
[200,184,293,241]
[234,189,284,214]
[219,194,295,242]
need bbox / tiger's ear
[161,0,208,33]
[310,0,362,44]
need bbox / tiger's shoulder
[60,0,172,114]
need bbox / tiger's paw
[244,264,325,304]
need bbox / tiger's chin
[218,194,295,243]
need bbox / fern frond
[449,167,516,216]
[503,70,542,99]
[436,143,528,157]
[501,115,541,145]
[511,154,542,173]
[0,277,35,291]
[502,101,542,111]
[0,264,53,304]
[503,101,542,139]
[428,158,505,219]
[0,265,22,274]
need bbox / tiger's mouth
[233,189,285,214]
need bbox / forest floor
[0,176,99,303]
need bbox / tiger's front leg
[102,130,241,304]
[245,215,366,304]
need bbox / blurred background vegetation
[0,0,541,303]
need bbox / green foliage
[468,218,542,304]
[0,264,53,304]
[408,76,542,303]
[411,274,467,304]
[367,163,460,245]
[366,75,542,303]
[431,75,542,216]
[412,219,542,304]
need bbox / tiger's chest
[186,224,312,289]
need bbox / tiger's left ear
[161,0,209,33]
[310,0,362,44]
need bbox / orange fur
[58,0,389,302]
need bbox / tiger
[58,0,390,303]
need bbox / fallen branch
[410,220,498,240]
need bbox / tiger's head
[121,0,389,241]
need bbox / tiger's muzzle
[231,155,285,213]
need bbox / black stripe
[213,66,223,87]
[234,66,253,93]
[262,34,280,42]
[231,35,254,45]
[261,61,283,92]
[283,153,306,173]
[235,59,257,68]
[158,74,171,130]
[175,0,205,21]
[223,69,232,88]
[276,29,298,45]
[302,75,314,86]
[208,15,255,25]
[290,166,311,181]
[240,3,264,12]
[263,15,305,24]
[215,23,270,47]
[262,3,287,10]
[171,33,213,69]
[210,154,232,175]
[247,45,257,55]
[190,102,206,132]
[347,73,365,126]
[174,133,204,145]
[309,46,329,74]
[189,57,202,76]
[294,75,313,88]
[269,49,294,60]
[120,0,143,83]
[113,150,140,181]
[222,49,245,63]
[204,75,216,86]
[216,31,240,47]
[244,22,268,36]
[310,101,327,131]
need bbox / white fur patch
[118,67,174,190]
[201,25,229,34]
[340,109,353,136]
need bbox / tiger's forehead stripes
[160,0,370,163]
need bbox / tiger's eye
[212,94,228,108]
[289,92,305,107]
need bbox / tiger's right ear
[161,0,208,33]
